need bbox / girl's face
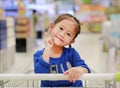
[50,19,77,47]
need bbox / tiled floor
[6,32,119,74]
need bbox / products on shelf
[0,18,7,50]
[0,17,15,73]
[75,4,107,33]
[15,17,32,52]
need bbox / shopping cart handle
[0,73,120,82]
[115,72,120,82]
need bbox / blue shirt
[33,47,91,87]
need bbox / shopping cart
[0,72,120,88]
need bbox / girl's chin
[54,38,61,43]
[54,41,62,46]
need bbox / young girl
[33,13,91,87]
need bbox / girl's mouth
[55,35,64,42]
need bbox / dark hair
[54,13,81,39]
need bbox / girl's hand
[42,31,54,63]
[44,32,53,48]
[64,67,88,83]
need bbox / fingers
[69,71,78,83]
[44,32,53,48]
[44,31,51,38]
[64,70,69,75]
[64,68,81,83]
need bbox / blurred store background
[0,0,120,75]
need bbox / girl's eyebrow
[60,24,66,29]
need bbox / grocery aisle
[72,33,105,73]
[6,39,45,74]
[5,32,112,74]
[73,33,119,73]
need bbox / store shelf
[15,17,32,52]
[0,17,15,73]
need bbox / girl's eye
[67,33,71,36]
[60,27,63,30]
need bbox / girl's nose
[59,31,65,37]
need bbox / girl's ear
[48,23,54,32]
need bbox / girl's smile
[55,35,64,43]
